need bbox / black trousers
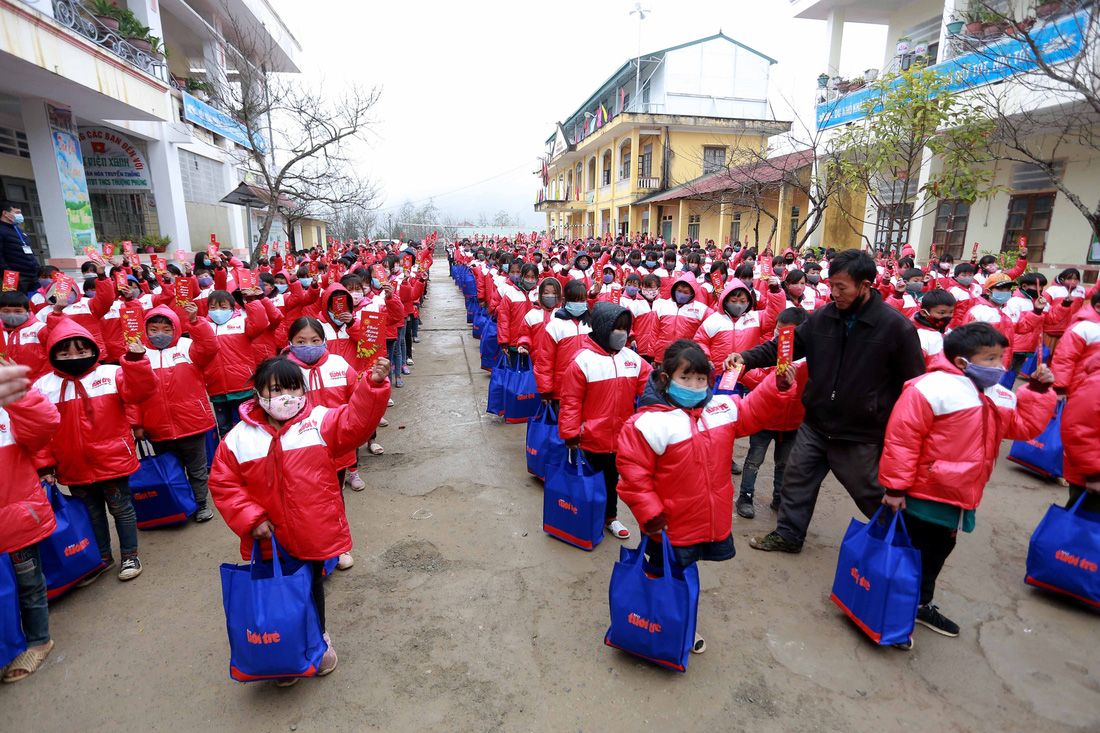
[583,450,620,521]
[311,560,326,632]
[902,512,957,606]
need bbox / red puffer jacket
[250,297,285,365]
[532,313,592,399]
[132,306,218,440]
[497,283,538,347]
[620,296,657,357]
[32,319,156,484]
[558,341,651,454]
[317,284,370,368]
[878,364,1055,510]
[740,360,808,432]
[651,275,714,361]
[209,373,390,561]
[288,349,360,470]
[616,372,791,546]
[516,305,553,352]
[1051,310,1100,396]
[1061,375,1100,486]
[693,279,783,367]
[201,299,269,397]
[1,317,48,379]
[0,388,60,554]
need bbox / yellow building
[536,33,790,242]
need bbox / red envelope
[710,270,723,292]
[718,363,744,392]
[83,246,104,264]
[611,283,622,305]
[174,249,187,263]
[777,325,796,374]
[260,243,270,257]
[402,254,414,269]
[357,310,386,370]
[55,276,73,302]
[103,242,116,258]
[131,252,142,267]
[121,303,143,345]
[2,270,18,291]
[114,271,129,293]
[971,241,980,261]
[308,261,319,277]
[760,258,773,278]
[176,278,193,305]
[371,264,386,283]
[122,240,134,255]
[331,291,349,319]
[207,242,219,259]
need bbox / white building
[794,0,1100,276]
[0,0,300,269]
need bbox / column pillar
[628,128,640,193]
[718,203,728,248]
[676,199,686,244]
[145,124,191,254]
[126,0,164,42]
[825,8,845,76]
[776,182,793,251]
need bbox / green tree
[825,64,1005,253]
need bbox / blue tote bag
[205,427,220,469]
[472,307,486,340]
[543,449,606,550]
[1026,494,1100,608]
[504,355,539,425]
[479,317,500,371]
[486,351,508,416]
[220,534,326,682]
[0,554,26,669]
[526,402,565,480]
[830,508,921,646]
[1007,401,1064,479]
[130,441,199,529]
[39,482,106,600]
[604,533,699,672]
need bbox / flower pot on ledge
[127,37,153,53]
[94,15,120,32]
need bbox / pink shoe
[318,632,338,676]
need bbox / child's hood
[671,273,703,304]
[719,278,756,311]
[144,305,182,349]
[46,318,100,375]
[321,282,352,328]
[588,301,630,353]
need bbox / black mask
[1023,288,1039,300]
[54,355,97,377]
[837,286,869,318]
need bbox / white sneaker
[405,357,414,365]
[606,520,630,539]
[387,399,395,407]
[378,417,389,427]
[336,553,354,570]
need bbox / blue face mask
[275,283,289,294]
[989,290,1012,305]
[624,286,640,297]
[12,213,24,226]
[674,291,692,305]
[209,308,233,325]
[298,277,313,289]
[290,343,326,365]
[962,359,1006,391]
[197,276,214,288]
[509,274,520,284]
[667,381,709,409]
[603,274,614,285]
[564,301,588,317]
[371,278,380,290]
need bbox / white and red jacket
[32,320,156,485]
[516,305,555,352]
[878,364,1056,510]
[558,340,651,454]
[39,277,114,360]
[621,295,658,358]
[532,314,592,399]
[946,279,976,329]
[961,300,1030,368]
[1,316,48,379]
[1043,282,1089,335]
[209,374,390,562]
[288,350,360,470]
[693,280,783,368]
[497,282,538,347]
[1061,363,1100,486]
[651,276,715,361]
[201,299,269,397]
[885,289,921,319]
[131,306,218,441]
[616,373,793,546]
[911,315,947,368]
[0,388,59,554]
[1051,309,1100,397]
[250,297,285,365]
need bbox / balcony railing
[51,0,181,90]
[638,176,660,190]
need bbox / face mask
[990,290,1012,305]
[807,274,821,285]
[12,213,24,226]
[603,274,614,285]
[1022,288,1038,300]
[509,274,521,284]
[674,291,692,305]
[258,393,307,421]
[984,265,998,274]
[38,278,53,290]
[688,266,701,276]
[198,276,214,288]
[577,260,590,271]
[519,279,536,291]
[1,312,29,328]
[724,302,748,318]
[275,283,289,294]
[667,381,709,409]
[129,288,142,300]
[641,288,658,301]
[956,276,974,287]
[477,254,486,261]
[348,292,363,307]
[540,294,559,309]
[203,258,212,267]
[614,257,625,265]
[664,262,675,270]
[290,343,326,365]
[905,281,923,295]
[564,301,588,316]
[939,262,951,272]
[209,309,233,325]
[54,355,97,377]
[787,285,806,300]
[608,331,628,352]
[921,311,951,333]
[645,259,657,268]
[624,286,640,298]
[148,333,173,350]
[629,259,641,268]
[733,246,742,252]
[961,359,1006,391]
[299,277,313,289]
[838,286,868,317]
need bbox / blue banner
[817,9,1090,130]
[182,92,262,151]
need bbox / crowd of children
[449,232,1099,654]
[0,236,431,683]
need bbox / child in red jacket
[203,289,270,437]
[33,320,156,583]
[0,383,60,683]
[736,307,809,518]
[879,323,1055,641]
[0,290,48,379]
[616,339,795,653]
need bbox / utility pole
[630,4,650,113]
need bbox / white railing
[638,176,660,190]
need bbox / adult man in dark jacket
[725,248,925,553]
[0,201,39,294]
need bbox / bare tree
[212,8,381,257]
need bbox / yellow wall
[822,188,867,251]
[666,131,764,187]
[298,220,327,250]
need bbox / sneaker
[402,366,411,375]
[605,519,630,539]
[75,559,115,588]
[318,632,338,676]
[916,604,960,637]
[735,494,755,519]
[413,337,420,343]
[336,552,354,570]
[387,398,395,407]
[193,504,214,522]
[892,637,914,651]
[405,357,414,365]
[730,460,743,475]
[770,494,781,511]
[749,531,802,553]
[378,417,389,427]
[118,556,143,581]
[346,472,365,491]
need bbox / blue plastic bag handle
[867,505,908,546]
[630,531,675,583]
[250,532,285,579]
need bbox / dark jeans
[583,450,620,521]
[775,423,886,546]
[311,560,326,632]
[69,477,138,560]
[10,544,49,646]
[1068,484,1100,514]
[404,316,414,358]
[410,312,420,338]
[150,432,209,506]
[212,398,246,439]
[902,512,957,606]
[740,429,798,499]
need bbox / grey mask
[608,331,628,352]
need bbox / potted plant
[84,0,122,31]
[185,77,214,101]
[1036,1,1063,20]
[817,72,830,88]
[984,20,1004,38]
[896,36,911,55]
[914,39,930,55]
[148,37,169,59]
[946,13,965,35]
[119,16,153,53]
[965,11,986,35]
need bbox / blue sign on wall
[182,92,263,151]
[816,8,1090,130]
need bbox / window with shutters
[638,144,653,178]
[789,206,801,247]
[687,214,700,242]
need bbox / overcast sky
[270,0,887,228]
